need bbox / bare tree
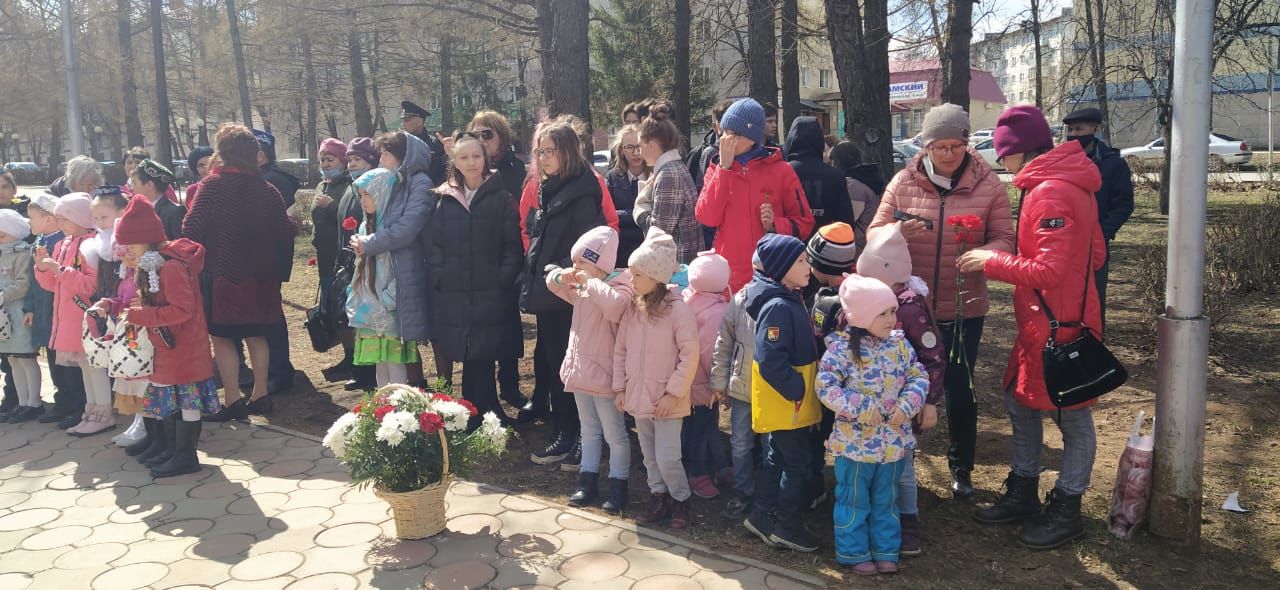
[439,35,453,134]
[779,0,800,132]
[1029,0,1042,109]
[674,0,692,144]
[747,0,778,105]
[825,0,894,175]
[226,0,253,126]
[117,0,144,147]
[1081,0,1111,141]
[301,32,318,157]
[538,0,593,146]
[348,27,374,137]
[940,0,972,109]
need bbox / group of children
[548,215,946,574]
[0,162,220,479]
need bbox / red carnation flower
[351,403,363,414]
[307,257,317,266]
[373,405,394,423]
[946,214,983,231]
[418,412,444,433]
[432,393,454,403]
[457,399,478,416]
[342,216,359,231]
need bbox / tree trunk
[1083,0,1111,142]
[116,0,144,147]
[368,32,386,132]
[226,0,253,126]
[824,0,893,177]
[673,0,692,146]
[538,0,593,150]
[1030,0,1043,110]
[150,0,173,167]
[747,0,778,106]
[941,0,973,109]
[49,117,63,175]
[440,36,454,134]
[348,28,374,137]
[302,32,319,158]
[779,0,801,134]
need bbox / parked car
[972,139,1005,171]
[2,162,41,184]
[969,128,994,144]
[1120,133,1252,171]
[592,150,610,174]
[893,143,919,173]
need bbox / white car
[592,150,611,174]
[1120,133,1253,171]
[972,139,1005,171]
[969,128,994,145]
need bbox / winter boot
[637,492,672,525]
[669,498,691,529]
[559,437,582,472]
[601,478,629,515]
[1018,488,1085,550]
[743,511,777,547]
[64,408,92,434]
[900,513,922,556]
[568,471,600,507]
[70,405,116,437]
[768,520,820,552]
[125,418,158,457]
[151,419,203,478]
[951,468,975,498]
[974,472,1042,525]
[530,431,573,465]
[113,413,146,446]
[143,415,180,467]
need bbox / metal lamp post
[195,118,208,146]
[10,133,18,161]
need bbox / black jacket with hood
[784,117,854,230]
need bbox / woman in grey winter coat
[350,132,434,346]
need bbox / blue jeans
[728,398,757,497]
[751,428,812,522]
[897,449,918,515]
[834,457,904,565]
[681,403,728,478]
[573,393,630,479]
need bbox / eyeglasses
[621,144,641,154]
[475,129,496,141]
[928,143,967,156]
[534,148,558,159]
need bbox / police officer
[400,100,448,185]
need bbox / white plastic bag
[1108,410,1154,539]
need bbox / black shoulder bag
[1035,243,1127,407]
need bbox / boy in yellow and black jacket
[741,234,821,553]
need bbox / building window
[801,67,811,87]
[819,69,833,88]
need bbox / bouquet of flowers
[322,384,509,493]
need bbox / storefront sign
[890,81,929,103]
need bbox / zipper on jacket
[931,194,948,312]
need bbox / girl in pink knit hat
[680,250,732,499]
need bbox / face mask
[921,156,953,191]
[349,168,368,180]
[321,167,344,180]
[1074,135,1095,150]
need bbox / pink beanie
[571,226,619,272]
[993,105,1055,158]
[687,249,730,294]
[839,274,899,330]
[856,223,913,285]
[319,137,348,161]
[54,193,94,230]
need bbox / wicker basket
[374,430,452,539]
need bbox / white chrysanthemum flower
[375,411,418,447]
[323,413,360,458]
[478,412,508,448]
[433,400,471,432]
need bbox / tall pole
[60,0,85,157]
[1149,0,1212,548]
[1268,34,1275,184]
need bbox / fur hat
[687,249,730,294]
[807,222,859,275]
[0,209,31,241]
[754,233,807,283]
[856,223,913,285]
[628,226,679,283]
[920,103,970,146]
[115,196,167,245]
[571,226,620,273]
[54,193,94,230]
[840,274,899,330]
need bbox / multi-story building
[971,8,1078,123]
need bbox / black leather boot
[143,415,180,468]
[974,472,1042,525]
[125,417,157,457]
[137,416,171,465]
[601,478,629,515]
[1018,488,1085,549]
[568,471,599,507]
[151,420,202,478]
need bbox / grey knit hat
[920,103,970,146]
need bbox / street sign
[890,81,929,103]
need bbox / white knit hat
[628,226,679,283]
[0,210,31,241]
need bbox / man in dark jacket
[252,129,299,395]
[1063,108,1134,325]
[401,100,447,185]
[784,117,854,231]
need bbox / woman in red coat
[957,106,1106,551]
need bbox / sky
[973,0,1068,38]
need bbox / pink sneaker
[851,562,878,576]
[874,560,899,574]
[689,475,721,499]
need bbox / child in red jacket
[110,196,219,478]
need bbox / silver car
[1120,133,1252,171]
[972,139,1005,171]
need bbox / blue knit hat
[754,233,807,283]
[252,129,276,162]
[720,98,767,146]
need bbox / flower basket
[375,430,452,539]
[322,384,509,539]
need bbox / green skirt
[353,330,421,365]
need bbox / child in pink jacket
[614,227,700,529]
[33,194,110,436]
[546,226,635,514]
[681,250,732,499]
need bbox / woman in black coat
[520,118,605,464]
[425,133,525,428]
[603,124,647,265]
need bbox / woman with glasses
[605,124,647,264]
[869,103,1015,508]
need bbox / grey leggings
[1003,388,1097,496]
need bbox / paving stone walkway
[0,415,824,589]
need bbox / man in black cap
[400,100,447,184]
[1063,107,1133,326]
[254,129,300,396]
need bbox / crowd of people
[0,93,1134,574]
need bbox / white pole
[1268,35,1275,183]
[60,0,85,157]
[1150,0,1212,547]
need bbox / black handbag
[1035,252,1127,407]
[304,289,338,353]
